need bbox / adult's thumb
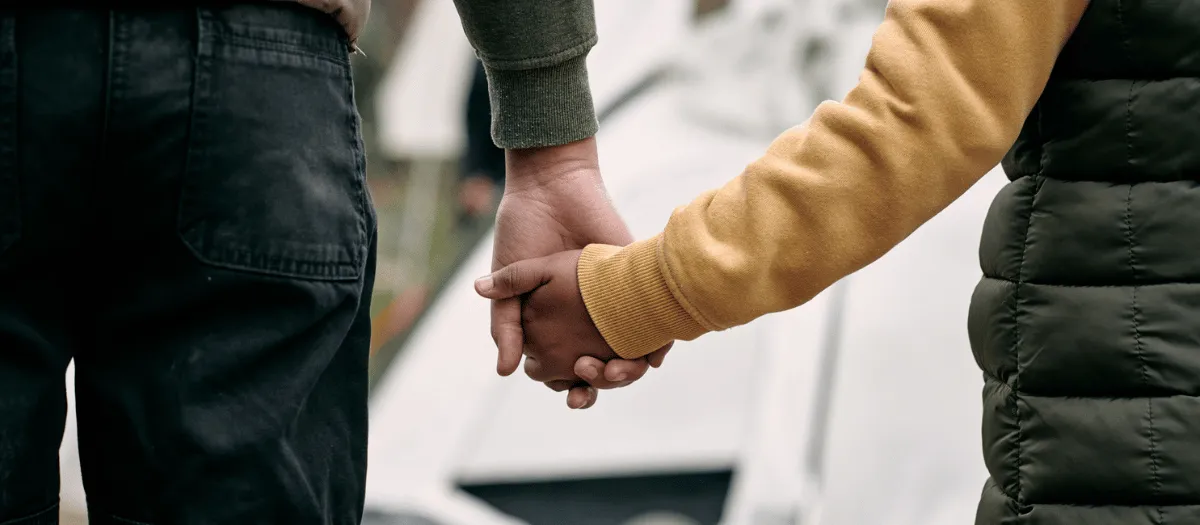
[474,258,552,300]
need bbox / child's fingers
[567,385,598,409]
[602,358,649,385]
[491,298,524,376]
[551,381,599,409]
[574,356,625,388]
[646,343,673,368]
[475,257,553,300]
[574,356,647,389]
[574,357,605,384]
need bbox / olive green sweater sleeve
[452,0,598,149]
[577,0,1090,359]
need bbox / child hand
[475,250,630,405]
[475,249,616,378]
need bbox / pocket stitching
[340,42,372,265]
[177,11,366,282]
[198,8,350,69]
[212,33,348,69]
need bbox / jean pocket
[0,17,17,257]
[179,5,370,281]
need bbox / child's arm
[579,0,1091,359]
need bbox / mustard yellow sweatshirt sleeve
[578,0,1090,359]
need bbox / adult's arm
[452,0,599,150]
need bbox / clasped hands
[475,139,669,409]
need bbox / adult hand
[491,137,668,407]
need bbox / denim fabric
[0,5,374,524]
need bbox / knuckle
[499,266,522,292]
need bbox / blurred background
[59,0,1007,523]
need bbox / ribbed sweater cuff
[484,55,599,150]
[577,236,708,359]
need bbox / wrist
[504,137,600,193]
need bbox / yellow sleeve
[577,0,1090,359]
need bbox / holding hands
[483,138,669,408]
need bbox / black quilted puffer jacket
[970,1,1200,523]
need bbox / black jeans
[0,5,375,524]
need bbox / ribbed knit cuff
[484,55,598,150]
[577,236,708,359]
